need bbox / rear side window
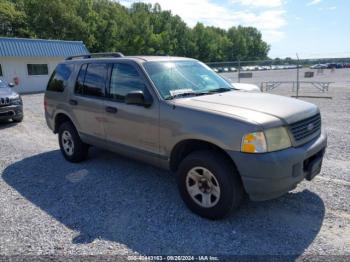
[83,64,107,97]
[0,64,3,76]
[75,63,107,97]
[47,64,74,92]
[109,63,145,101]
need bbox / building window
[27,64,49,76]
[0,64,3,76]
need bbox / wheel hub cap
[186,167,221,208]
[62,130,74,156]
[198,179,212,193]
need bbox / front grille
[0,111,14,117]
[289,113,321,143]
[0,97,10,107]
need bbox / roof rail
[65,52,124,60]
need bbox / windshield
[0,80,9,88]
[143,60,232,99]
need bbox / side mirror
[125,90,152,107]
[8,83,15,88]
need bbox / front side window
[0,64,3,76]
[143,60,232,99]
[109,63,146,101]
[27,64,49,76]
[47,64,74,92]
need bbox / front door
[103,62,160,163]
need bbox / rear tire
[58,122,88,163]
[177,150,243,219]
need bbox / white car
[221,76,261,92]
[310,64,327,69]
[231,83,261,92]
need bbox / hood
[0,88,15,97]
[174,91,319,127]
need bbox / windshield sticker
[169,89,194,96]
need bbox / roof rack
[65,52,124,60]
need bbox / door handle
[105,106,118,113]
[69,99,78,106]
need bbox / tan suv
[45,53,327,219]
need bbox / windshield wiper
[165,91,211,100]
[165,92,197,100]
[207,87,232,93]
[165,88,231,100]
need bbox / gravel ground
[0,69,349,257]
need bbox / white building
[0,37,89,93]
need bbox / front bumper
[0,105,23,120]
[229,131,327,201]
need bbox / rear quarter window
[47,64,74,92]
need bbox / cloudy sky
[119,0,348,59]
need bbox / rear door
[103,62,160,162]
[70,63,108,141]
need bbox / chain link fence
[207,59,350,98]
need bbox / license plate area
[303,148,325,181]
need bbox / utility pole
[296,53,300,98]
[238,59,241,83]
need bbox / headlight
[264,126,291,152]
[241,132,267,153]
[10,95,22,105]
[241,127,291,153]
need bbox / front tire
[58,122,88,163]
[177,150,244,219]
